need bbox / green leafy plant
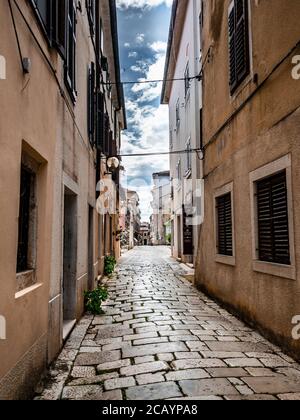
[166,233,172,244]
[84,286,108,315]
[104,255,117,276]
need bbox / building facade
[195,0,300,359]
[161,0,203,265]
[139,222,150,246]
[0,0,125,399]
[150,171,171,246]
[120,189,141,250]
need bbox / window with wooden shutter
[256,171,290,265]
[228,0,250,94]
[88,62,95,146]
[108,130,113,156]
[216,193,233,256]
[17,167,33,272]
[104,114,110,156]
[30,0,51,38]
[96,91,104,150]
[86,0,96,36]
[52,0,67,59]
[65,0,77,98]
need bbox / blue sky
[117,0,172,221]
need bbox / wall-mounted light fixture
[105,156,120,175]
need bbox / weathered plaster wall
[196,0,300,358]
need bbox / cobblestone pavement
[37,247,300,400]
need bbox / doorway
[88,205,94,291]
[63,189,77,339]
[177,216,182,259]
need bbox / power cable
[117,149,202,158]
[102,75,202,86]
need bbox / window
[256,171,290,265]
[96,91,105,150]
[159,186,163,210]
[65,0,77,97]
[250,155,295,280]
[31,0,50,34]
[17,166,36,273]
[31,0,66,58]
[176,99,180,128]
[88,62,95,146]
[228,0,250,94]
[186,139,192,174]
[200,108,203,150]
[169,130,173,151]
[184,63,190,98]
[216,193,233,257]
[176,160,181,183]
[86,0,96,35]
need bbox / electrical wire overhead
[102,74,202,86]
[117,149,203,158]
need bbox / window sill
[16,270,36,293]
[230,74,252,102]
[15,283,43,300]
[253,260,296,280]
[215,254,236,266]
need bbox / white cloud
[117,0,173,9]
[150,41,167,53]
[136,33,145,44]
[124,42,131,48]
[131,65,143,72]
[121,101,169,219]
[131,41,167,103]
[128,51,138,58]
[121,38,170,219]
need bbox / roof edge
[109,0,127,129]
[161,0,179,105]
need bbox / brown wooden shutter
[104,113,110,156]
[217,193,233,256]
[228,5,236,91]
[53,0,67,59]
[96,92,104,151]
[88,62,95,146]
[86,0,96,36]
[256,171,290,265]
[228,0,250,93]
[108,130,113,156]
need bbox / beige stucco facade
[195,0,300,359]
[0,0,125,399]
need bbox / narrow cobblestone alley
[37,247,300,401]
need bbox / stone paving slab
[126,382,182,400]
[36,246,300,400]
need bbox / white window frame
[249,154,296,280]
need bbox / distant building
[139,222,151,246]
[120,190,141,250]
[150,171,171,246]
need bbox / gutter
[109,0,127,129]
